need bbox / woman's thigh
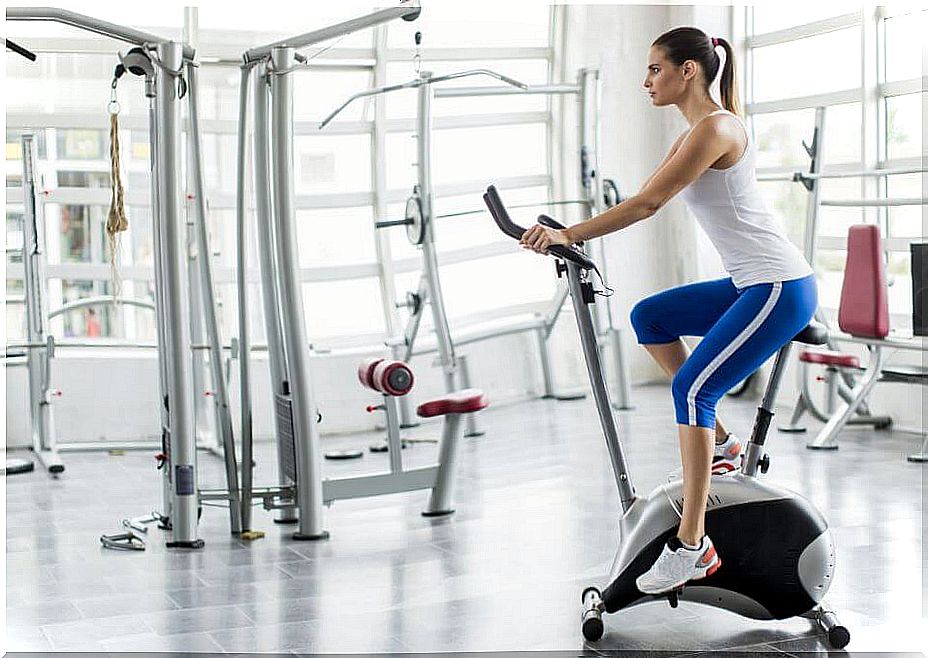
[630,278,740,344]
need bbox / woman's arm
[566,119,732,242]
[521,117,736,253]
[639,131,688,191]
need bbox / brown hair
[652,27,742,117]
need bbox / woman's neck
[678,94,722,128]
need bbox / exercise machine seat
[417,389,489,418]
[799,349,860,369]
[838,224,889,339]
[792,321,828,345]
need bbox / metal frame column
[155,41,202,548]
[268,47,328,540]
[416,71,457,392]
[252,61,297,525]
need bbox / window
[747,7,927,321]
[886,93,925,161]
[752,7,852,34]
[751,28,860,102]
[5,6,554,346]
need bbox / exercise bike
[482,185,850,650]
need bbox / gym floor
[5,383,926,654]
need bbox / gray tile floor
[5,384,927,654]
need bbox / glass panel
[55,279,96,338]
[57,170,110,188]
[294,68,375,123]
[385,59,549,119]
[129,131,151,163]
[884,11,928,83]
[817,178,866,237]
[385,131,417,191]
[823,102,861,165]
[7,211,24,265]
[198,6,376,47]
[202,133,237,194]
[887,174,925,238]
[59,204,100,263]
[293,134,371,194]
[433,123,547,186]
[387,4,549,48]
[296,206,377,267]
[756,180,808,247]
[302,278,385,339]
[886,251,913,317]
[5,54,125,115]
[752,28,860,102]
[752,108,815,168]
[752,6,854,34]
[127,205,154,266]
[440,253,557,320]
[125,279,158,342]
[813,249,846,309]
[6,278,26,341]
[6,129,47,159]
[196,65,244,122]
[56,129,105,161]
[886,93,925,160]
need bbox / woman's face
[643,45,687,107]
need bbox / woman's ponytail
[715,37,742,117]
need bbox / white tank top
[677,109,813,289]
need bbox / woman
[520,27,816,595]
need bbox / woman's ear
[681,59,697,81]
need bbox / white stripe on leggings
[687,282,782,425]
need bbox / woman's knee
[630,297,671,344]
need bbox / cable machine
[6,7,238,547]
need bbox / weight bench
[799,225,928,461]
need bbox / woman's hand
[519,224,572,255]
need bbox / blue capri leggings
[630,275,817,429]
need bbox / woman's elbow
[636,194,665,218]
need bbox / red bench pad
[799,349,860,368]
[417,388,489,418]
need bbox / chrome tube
[5,7,192,57]
[566,263,635,510]
[156,41,200,547]
[236,64,256,531]
[269,47,327,539]
[186,61,242,534]
[417,72,457,392]
[253,62,297,525]
[244,2,420,63]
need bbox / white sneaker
[667,432,743,482]
[635,535,722,595]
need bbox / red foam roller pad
[372,360,414,396]
[416,388,489,418]
[799,350,860,369]
[357,358,385,390]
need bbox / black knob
[759,454,770,474]
[415,31,422,46]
